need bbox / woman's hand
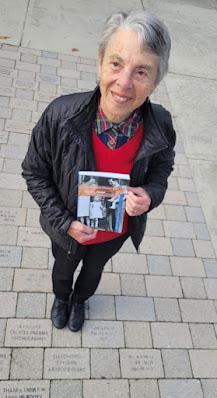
[126,187,151,216]
[67,221,97,243]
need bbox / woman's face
[98,28,158,123]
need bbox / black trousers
[52,233,129,303]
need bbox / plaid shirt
[93,100,143,149]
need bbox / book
[77,171,130,233]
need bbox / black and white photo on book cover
[77,171,130,233]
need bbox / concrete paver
[0,1,217,396]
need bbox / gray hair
[99,10,171,84]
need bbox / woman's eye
[111,62,120,69]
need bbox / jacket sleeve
[22,102,74,234]
[143,111,176,212]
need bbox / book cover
[77,171,130,233]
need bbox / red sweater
[83,125,144,245]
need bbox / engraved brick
[0,292,17,317]
[154,298,181,322]
[34,91,56,103]
[116,296,155,321]
[170,256,205,276]
[58,53,80,62]
[16,60,40,72]
[17,226,50,247]
[147,274,182,297]
[19,48,41,56]
[130,380,159,398]
[190,350,217,378]
[171,238,195,257]
[57,67,80,79]
[81,71,97,81]
[0,173,26,190]
[112,252,148,274]
[82,320,124,348]
[13,269,52,292]
[190,324,217,349]
[140,236,173,255]
[0,268,14,291]
[5,319,52,347]
[178,177,196,192]
[0,348,11,380]
[38,73,60,85]
[51,381,82,398]
[91,349,120,378]
[162,349,192,378]
[11,348,43,379]
[17,293,46,318]
[0,131,8,143]
[44,348,90,379]
[12,108,32,122]
[22,246,48,269]
[124,321,152,348]
[39,82,57,94]
[0,188,22,207]
[80,57,96,66]
[120,349,164,378]
[0,225,17,244]
[41,64,57,75]
[14,78,38,91]
[89,295,115,320]
[180,299,217,322]
[193,240,216,258]
[159,380,203,398]
[0,66,17,78]
[152,322,192,348]
[83,380,129,398]
[0,207,26,225]
[0,381,49,398]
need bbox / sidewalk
[0,2,217,397]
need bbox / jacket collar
[71,86,169,160]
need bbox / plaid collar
[95,98,142,138]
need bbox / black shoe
[68,302,85,332]
[51,298,69,329]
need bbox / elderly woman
[22,10,176,332]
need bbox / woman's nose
[116,70,133,90]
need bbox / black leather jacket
[22,86,176,253]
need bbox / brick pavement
[0,43,217,398]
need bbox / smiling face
[98,28,159,123]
